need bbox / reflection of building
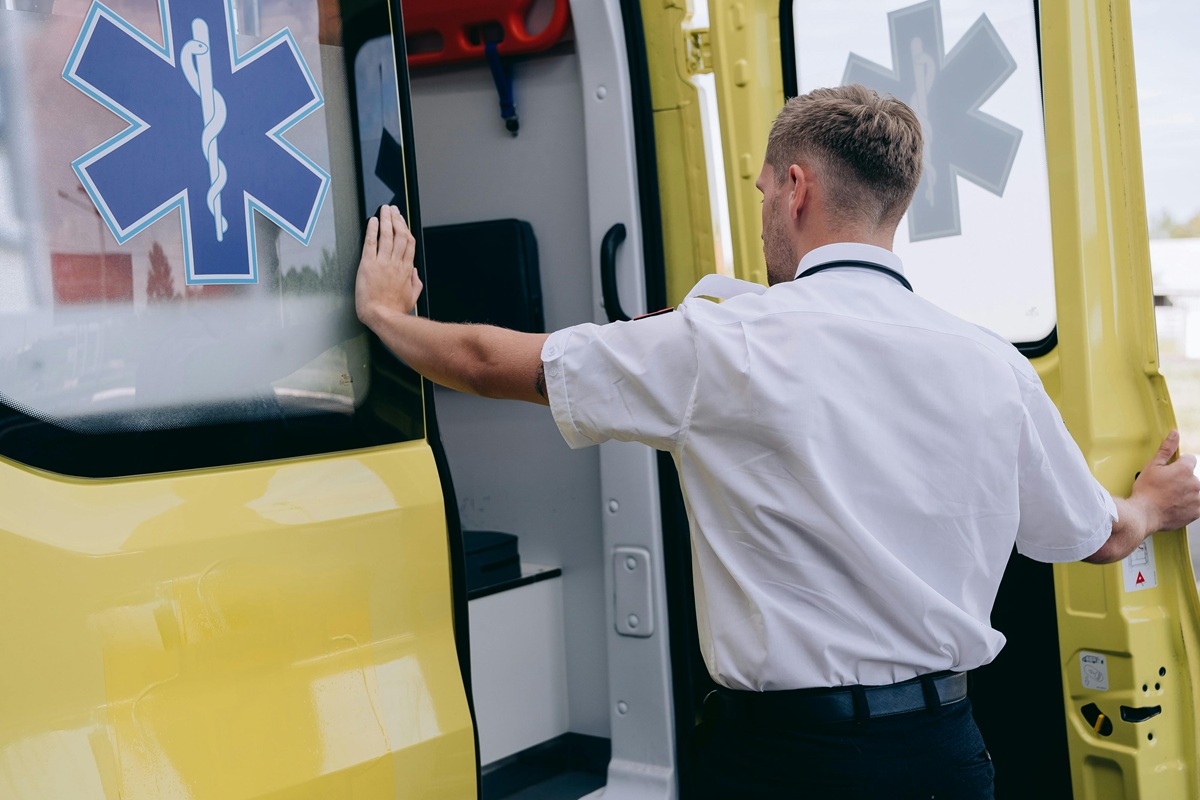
[50,252,133,304]
[1151,238,1200,359]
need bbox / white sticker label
[1123,536,1158,592]
[1080,652,1109,691]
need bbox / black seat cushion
[423,219,544,333]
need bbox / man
[355,85,1200,798]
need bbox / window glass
[790,0,1055,346]
[355,33,403,215]
[0,0,422,473]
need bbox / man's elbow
[1082,534,1127,565]
[1083,543,1117,565]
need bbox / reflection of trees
[146,241,177,302]
[277,247,345,295]
[1152,209,1200,239]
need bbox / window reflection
[0,0,369,433]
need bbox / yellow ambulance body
[0,0,1192,798]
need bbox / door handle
[600,223,630,323]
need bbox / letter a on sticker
[1136,572,1145,585]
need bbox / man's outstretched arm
[1085,430,1200,564]
[355,206,550,405]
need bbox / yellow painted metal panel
[708,0,784,287]
[639,0,718,306]
[0,443,475,799]
[1041,1,1200,796]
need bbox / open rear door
[1040,2,1200,796]
[688,1,1200,797]
[0,0,477,796]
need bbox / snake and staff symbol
[180,19,230,242]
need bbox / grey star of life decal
[843,0,1022,242]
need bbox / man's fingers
[394,207,410,261]
[386,207,416,266]
[1152,430,1181,467]
[361,216,379,260]
[379,205,395,258]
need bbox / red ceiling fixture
[401,0,571,69]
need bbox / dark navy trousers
[692,694,995,799]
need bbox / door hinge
[685,27,712,75]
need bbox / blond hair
[765,84,923,229]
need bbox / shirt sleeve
[540,309,698,452]
[1014,373,1117,563]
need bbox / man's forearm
[365,305,550,404]
[1084,496,1151,564]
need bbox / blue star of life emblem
[63,0,330,284]
[844,0,1021,242]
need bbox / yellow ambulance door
[702,1,1200,798]
[0,0,477,796]
[1040,2,1200,797]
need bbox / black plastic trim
[480,733,610,799]
[467,566,563,601]
[1120,705,1162,724]
[779,0,798,99]
[618,0,667,314]
[1015,326,1058,359]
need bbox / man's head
[756,84,924,284]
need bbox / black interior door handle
[601,223,630,323]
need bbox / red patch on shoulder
[632,307,675,321]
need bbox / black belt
[709,671,968,728]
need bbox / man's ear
[787,163,808,221]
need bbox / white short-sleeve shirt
[541,243,1116,691]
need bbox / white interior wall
[409,51,610,739]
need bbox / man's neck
[795,228,894,258]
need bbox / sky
[1130,0,1200,223]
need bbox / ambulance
[0,0,1192,798]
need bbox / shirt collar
[793,243,904,280]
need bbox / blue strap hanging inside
[485,40,519,136]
